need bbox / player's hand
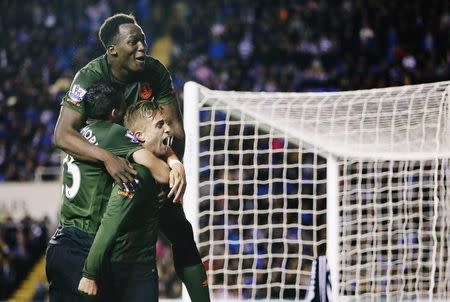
[103,153,138,191]
[168,161,186,203]
[78,277,98,296]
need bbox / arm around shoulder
[132,149,170,184]
[54,106,137,184]
[53,106,107,162]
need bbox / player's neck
[107,56,133,83]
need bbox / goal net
[182,81,450,301]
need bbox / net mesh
[185,81,450,301]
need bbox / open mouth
[162,136,173,147]
[135,56,145,63]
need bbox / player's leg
[45,243,97,302]
[159,202,210,301]
[108,261,158,302]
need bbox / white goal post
[183,80,450,301]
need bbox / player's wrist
[81,271,97,281]
[98,148,114,164]
[168,159,182,169]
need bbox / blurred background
[0,0,449,301]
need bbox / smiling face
[109,23,147,76]
[135,111,172,157]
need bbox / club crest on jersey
[125,130,140,144]
[140,82,153,100]
[68,84,87,103]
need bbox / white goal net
[182,81,450,301]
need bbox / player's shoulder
[86,120,125,138]
[108,124,142,145]
[75,55,107,83]
[78,55,107,74]
[107,122,128,136]
[66,56,108,104]
[87,121,137,148]
[144,55,170,75]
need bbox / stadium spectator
[0,215,48,300]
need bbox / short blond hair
[124,101,162,131]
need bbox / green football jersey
[83,164,162,279]
[61,55,177,116]
[59,120,143,234]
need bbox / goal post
[326,155,339,301]
[183,81,201,239]
[183,80,450,301]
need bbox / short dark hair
[84,83,123,120]
[99,13,137,49]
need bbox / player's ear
[111,108,120,119]
[108,45,117,56]
[134,130,144,141]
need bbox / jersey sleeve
[61,68,102,116]
[153,60,178,105]
[82,164,154,279]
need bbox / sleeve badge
[125,130,140,144]
[68,84,87,102]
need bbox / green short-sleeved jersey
[62,54,177,116]
[59,120,143,234]
[83,164,161,279]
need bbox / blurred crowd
[0,0,448,181]
[1,0,449,300]
[169,0,449,96]
[197,110,328,298]
[196,113,446,298]
[0,0,176,181]
[0,215,49,300]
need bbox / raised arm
[53,106,137,185]
[132,147,185,202]
[132,148,170,184]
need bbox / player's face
[114,23,147,73]
[138,111,172,157]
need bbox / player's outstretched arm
[53,106,137,185]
